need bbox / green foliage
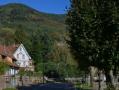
[0,3,65,43]
[14,25,29,44]
[77,84,92,90]
[66,0,119,70]
[18,69,26,76]
[66,0,92,71]
[66,0,119,87]
[0,3,80,77]
[0,3,68,71]
[0,61,9,75]
[30,30,53,72]
[0,3,67,56]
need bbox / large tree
[66,0,119,88]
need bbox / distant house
[0,44,34,76]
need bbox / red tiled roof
[0,44,20,59]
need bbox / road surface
[17,83,77,90]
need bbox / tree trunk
[105,70,115,89]
[98,70,105,90]
[114,75,118,90]
[89,67,95,89]
[84,72,87,83]
[98,71,101,90]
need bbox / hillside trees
[14,25,29,44]
[13,26,78,77]
[52,41,79,77]
[66,0,119,88]
[0,3,81,80]
[30,30,53,72]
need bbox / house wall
[13,44,31,67]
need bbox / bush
[0,61,9,75]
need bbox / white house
[0,44,34,76]
[13,44,32,68]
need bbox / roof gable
[13,44,31,60]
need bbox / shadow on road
[17,83,77,90]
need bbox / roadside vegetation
[0,61,9,75]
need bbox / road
[17,83,77,90]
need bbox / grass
[2,88,17,90]
[75,83,92,90]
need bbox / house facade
[13,44,32,67]
[0,44,34,76]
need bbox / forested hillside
[0,3,79,77]
[0,3,65,43]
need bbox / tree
[0,61,9,75]
[30,30,53,72]
[18,69,26,86]
[66,0,119,89]
[14,24,31,53]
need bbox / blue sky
[0,0,70,14]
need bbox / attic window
[17,54,19,58]
[20,48,22,51]
[22,54,25,59]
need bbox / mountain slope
[0,3,78,73]
[0,3,66,43]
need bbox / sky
[0,0,70,14]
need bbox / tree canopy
[66,0,119,88]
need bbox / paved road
[17,83,77,90]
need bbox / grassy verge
[75,83,92,90]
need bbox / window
[20,47,22,51]
[17,52,23,59]
[17,54,19,58]
[22,54,25,59]
[24,61,26,67]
